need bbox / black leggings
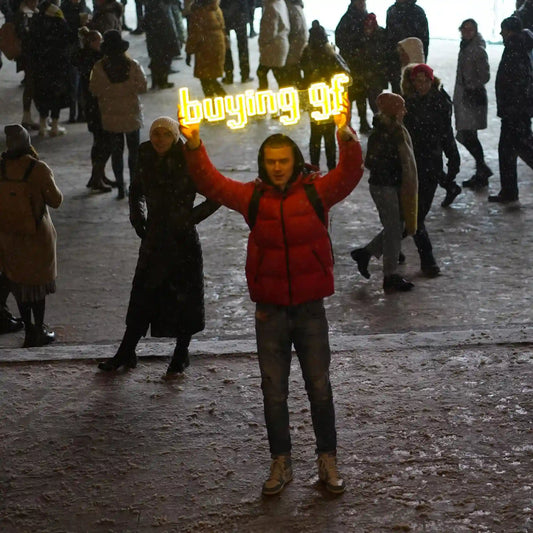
[456,129,485,166]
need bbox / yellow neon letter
[245,90,257,117]
[203,96,225,122]
[179,87,204,124]
[277,87,300,126]
[255,90,278,116]
[330,73,351,114]
[309,82,331,122]
[224,93,247,129]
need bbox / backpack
[0,157,38,235]
[0,22,22,61]
[247,178,335,262]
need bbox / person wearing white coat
[283,0,306,87]
[256,0,289,89]
[453,18,492,188]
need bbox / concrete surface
[0,14,532,533]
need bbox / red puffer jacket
[184,133,363,305]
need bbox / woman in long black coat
[98,116,220,375]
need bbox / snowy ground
[0,20,532,533]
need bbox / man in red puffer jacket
[179,97,363,496]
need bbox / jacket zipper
[280,195,292,304]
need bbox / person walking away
[98,117,220,374]
[256,0,289,90]
[185,0,227,97]
[13,0,39,130]
[220,0,252,84]
[0,125,62,347]
[89,29,148,199]
[386,0,429,94]
[350,92,417,292]
[283,0,306,87]
[28,0,77,137]
[144,0,181,89]
[179,92,363,495]
[453,18,492,189]
[490,16,533,203]
[335,0,370,132]
[299,19,350,170]
[403,64,460,275]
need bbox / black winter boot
[414,229,441,277]
[166,347,190,375]
[98,348,137,371]
[350,248,371,279]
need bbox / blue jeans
[255,300,337,456]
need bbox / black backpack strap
[22,159,37,182]
[303,182,326,226]
[0,158,36,181]
[247,184,264,229]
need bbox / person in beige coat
[89,30,148,199]
[185,0,227,97]
[257,0,290,89]
[0,125,63,347]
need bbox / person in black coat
[403,63,461,276]
[515,0,533,30]
[300,20,350,170]
[29,0,77,136]
[98,117,220,375]
[60,0,91,122]
[144,0,181,89]
[386,0,429,93]
[74,27,115,192]
[220,0,252,84]
[335,0,371,132]
[490,16,533,203]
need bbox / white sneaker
[49,123,66,137]
[262,455,292,495]
[317,453,345,494]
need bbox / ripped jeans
[255,299,337,456]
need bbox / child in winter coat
[299,20,350,170]
[350,92,418,292]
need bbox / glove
[186,53,192,66]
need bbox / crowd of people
[1,0,533,498]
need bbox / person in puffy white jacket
[90,30,147,199]
[256,0,289,89]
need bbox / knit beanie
[150,117,180,142]
[376,92,405,117]
[4,124,31,152]
[398,37,425,64]
[364,13,377,31]
[410,63,434,81]
[308,20,328,46]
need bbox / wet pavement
[0,22,532,533]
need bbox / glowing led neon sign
[179,73,350,130]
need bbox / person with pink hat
[350,91,417,292]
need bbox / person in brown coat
[185,0,227,97]
[0,125,63,347]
